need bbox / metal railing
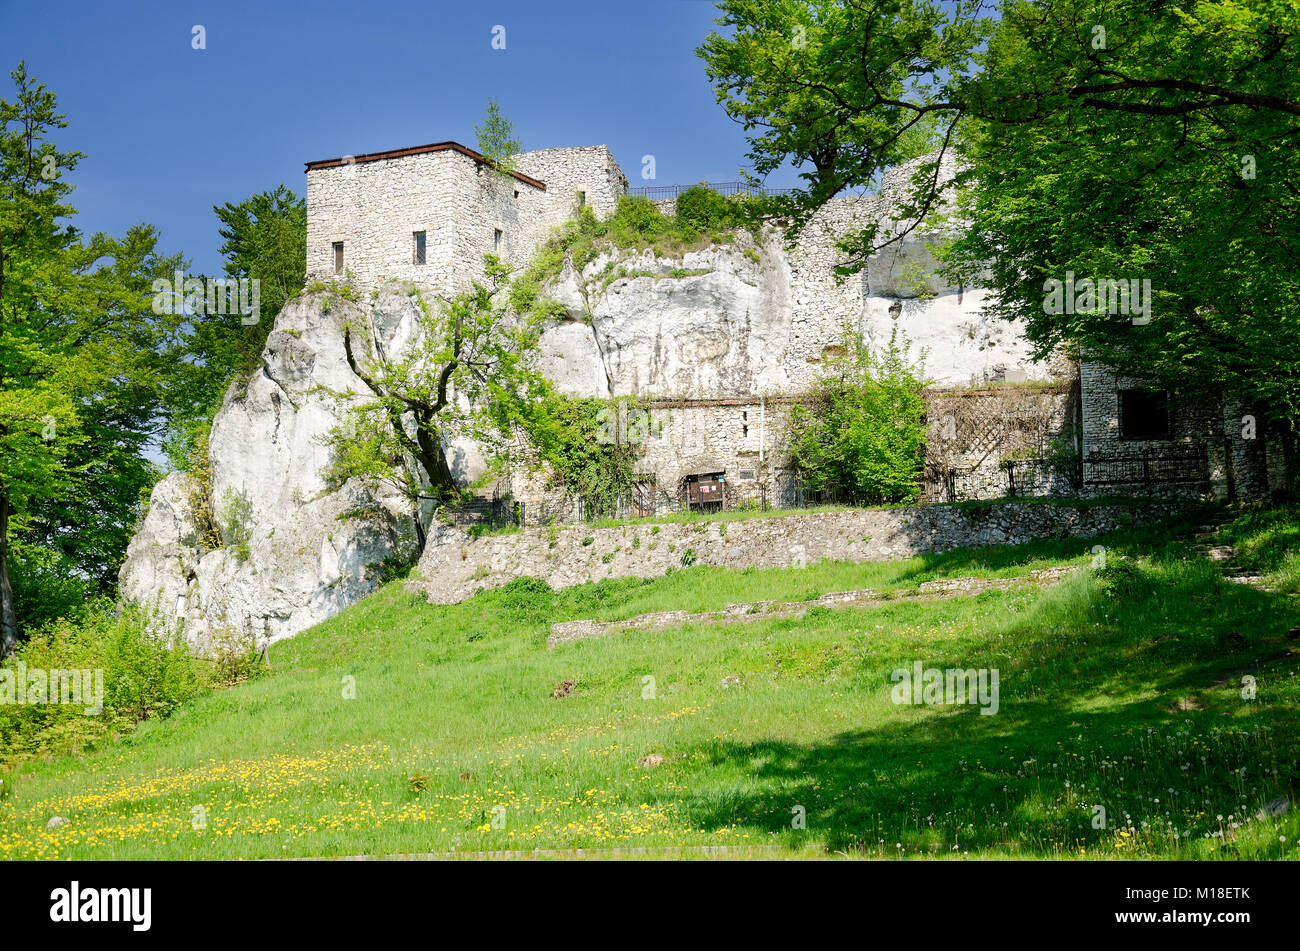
[625,181,800,201]
[1082,447,1209,486]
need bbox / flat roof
[305,140,546,190]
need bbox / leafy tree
[942,1,1300,487]
[699,0,1300,490]
[514,393,644,519]
[326,257,548,551]
[164,186,306,467]
[474,99,522,175]
[789,326,928,503]
[1,63,182,654]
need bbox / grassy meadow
[2,504,1299,860]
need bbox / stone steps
[547,566,1077,648]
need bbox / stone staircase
[1191,519,1270,590]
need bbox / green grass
[2,507,1299,860]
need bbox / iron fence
[625,181,799,201]
[1082,446,1209,486]
[442,495,519,530]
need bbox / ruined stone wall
[515,144,626,230]
[305,144,625,294]
[1079,360,1221,499]
[924,383,1079,501]
[416,501,1190,605]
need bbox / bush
[217,488,254,561]
[9,539,96,634]
[0,604,211,765]
[517,393,642,521]
[676,185,749,233]
[789,325,928,504]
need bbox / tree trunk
[413,513,427,556]
[1281,423,1300,502]
[0,493,18,659]
[414,413,458,496]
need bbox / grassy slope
[2,506,1299,860]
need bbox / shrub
[676,185,750,233]
[1095,560,1149,599]
[217,488,254,561]
[494,577,555,625]
[516,393,642,521]
[789,325,928,504]
[0,604,211,765]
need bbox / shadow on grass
[670,551,1300,856]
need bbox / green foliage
[216,488,253,562]
[515,393,643,520]
[699,0,1300,487]
[942,3,1300,464]
[0,604,211,764]
[1094,560,1149,600]
[474,99,522,175]
[0,63,186,651]
[8,538,96,633]
[182,424,221,552]
[509,196,755,321]
[167,186,306,462]
[789,326,927,504]
[324,262,551,553]
[675,185,752,233]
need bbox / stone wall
[414,501,1189,605]
[1078,360,1221,499]
[924,383,1079,501]
[305,143,624,294]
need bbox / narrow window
[413,231,426,265]
[1118,389,1171,440]
[332,241,344,275]
[493,228,503,252]
[577,190,586,208]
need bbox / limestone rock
[118,288,427,652]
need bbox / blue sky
[0,0,786,275]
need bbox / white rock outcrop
[119,288,430,651]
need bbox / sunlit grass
[1,506,1297,860]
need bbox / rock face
[119,157,1058,649]
[119,288,428,651]
[540,239,796,398]
[530,162,1042,400]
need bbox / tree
[474,99,522,175]
[163,186,306,467]
[942,2,1300,487]
[789,325,928,504]
[326,256,548,551]
[1,63,182,655]
[213,184,305,348]
[699,1,1300,489]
